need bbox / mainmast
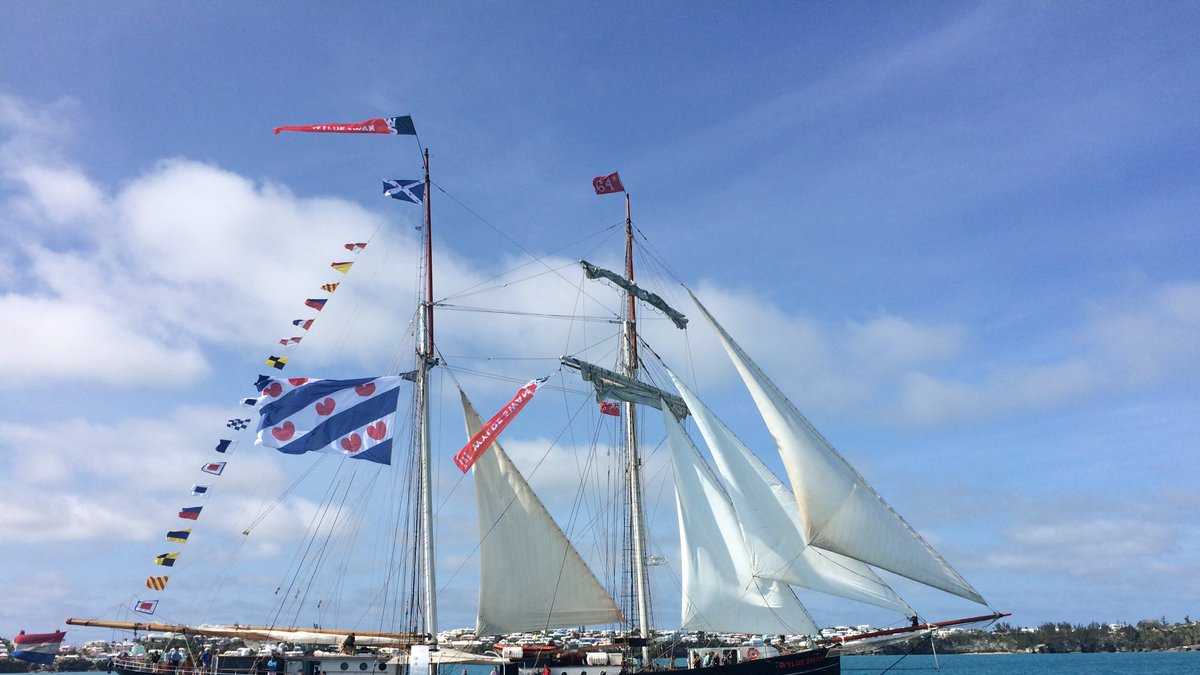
[417,148,438,645]
[623,194,652,666]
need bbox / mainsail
[661,403,818,635]
[663,369,914,617]
[689,291,987,605]
[460,390,623,636]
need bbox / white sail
[661,402,818,635]
[689,291,986,605]
[461,390,623,636]
[664,368,914,616]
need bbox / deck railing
[112,655,267,675]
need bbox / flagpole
[417,147,438,648]
[623,191,652,667]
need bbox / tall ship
[62,115,1006,675]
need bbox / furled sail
[663,368,914,617]
[688,291,986,605]
[661,403,818,635]
[460,390,623,636]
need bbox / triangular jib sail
[689,290,986,606]
[661,402,818,635]
[663,368,915,617]
[460,389,623,636]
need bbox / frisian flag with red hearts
[273,115,416,136]
[452,377,548,473]
[253,376,404,465]
[12,630,66,665]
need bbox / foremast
[622,194,653,666]
[416,148,438,646]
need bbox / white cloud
[8,164,106,224]
[985,517,1178,577]
[0,293,207,385]
[0,405,326,548]
[848,315,963,368]
[897,282,1200,425]
[1087,282,1200,384]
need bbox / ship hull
[671,649,837,675]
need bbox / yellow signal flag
[330,261,353,274]
[146,575,169,591]
[154,552,179,567]
[265,355,288,370]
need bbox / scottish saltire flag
[12,631,65,665]
[254,376,403,465]
[382,179,425,204]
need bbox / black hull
[670,650,837,675]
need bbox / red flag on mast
[592,171,625,195]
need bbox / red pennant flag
[273,116,415,136]
[453,379,547,473]
[600,401,621,417]
[592,171,625,195]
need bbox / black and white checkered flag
[226,418,251,431]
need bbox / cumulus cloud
[0,405,327,547]
[896,282,1200,425]
[985,516,1180,578]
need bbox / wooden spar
[828,611,1012,645]
[64,618,421,643]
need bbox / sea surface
[842,652,1198,673]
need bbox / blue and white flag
[382,179,425,204]
[253,376,403,465]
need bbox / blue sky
[2,2,1199,641]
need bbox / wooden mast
[623,192,652,666]
[417,148,438,645]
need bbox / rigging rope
[432,180,622,315]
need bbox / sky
[1,1,1199,642]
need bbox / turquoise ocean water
[843,652,1198,673]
